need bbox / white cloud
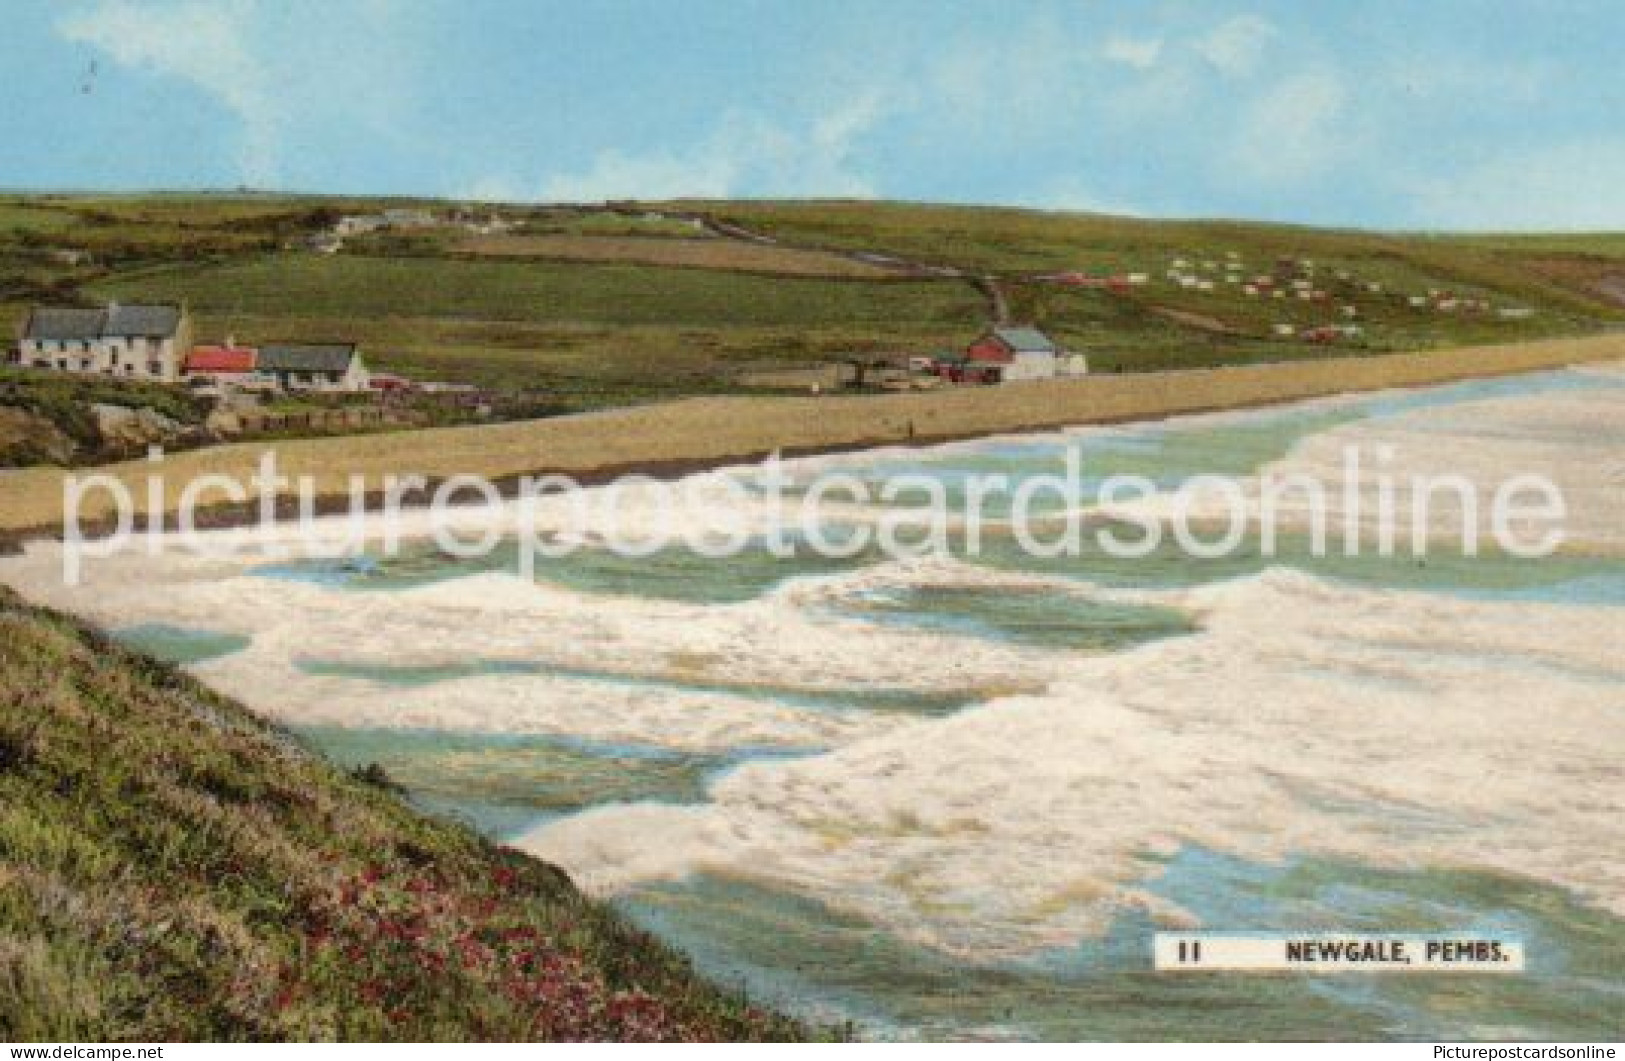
[476,97,886,204]
[1102,35,1163,70]
[57,0,416,189]
[1230,70,1351,183]
[58,0,282,185]
[1196,15,1275,77]
[1406,139,1625,230]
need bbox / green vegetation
[1432,231,1625,256]
[0,587,808,1041]
[661,199,1624,341]
[514,208,709,239]
[0,368,209,465]
[667,198,1625,291]
[1,192,1621,411]
[88,254,973,330]
[79,254,981,400]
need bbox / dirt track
[2,333,1620,536]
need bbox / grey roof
[23,303,183,341]
[24,307,107,341]
[991,326,1057,353]
[104,303,182,338]
[257,343,359,373]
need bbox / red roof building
[966,336,1014,364]
[185,345,258,374]
[966,326,1058,364]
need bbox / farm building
[964,326,1087,383]
[16,302,193,382]
[184,343,267,389]
[256,343,372,392]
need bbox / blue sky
[3,0,1622,229]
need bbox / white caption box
[1153,933,1524,972]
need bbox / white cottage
[17,303,193,381]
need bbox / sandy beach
[2,333,1621,537]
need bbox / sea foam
[3,368,1620,963]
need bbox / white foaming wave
[6,367,1621,963]
[195,653,912,754]
[520,566,1625,959]
[21,472,861,561]
[1571,359,1625,382]
[0,549,1048,752]
[761,552,1163,617]
[1116,381,1625,556]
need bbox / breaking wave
[3,362,1622,1036]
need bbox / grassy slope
[80,253,981,399]
[0,588,808,1042]
[666,199,1625,292]
[0,368,209,466]
[661,200,1625,367]
[0,195,975,405]
[3,192,1622,400]
[447,233,899,277]
[86,254,973,329]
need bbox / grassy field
[511,208,710,239]
[658,199,1624,330]
[70,253,981,398]
[1009,277,1571,373]
[0,586,809,1041]
[1434,232,1625,256]
[663,199,1625,288]
[2,192,1622,410]
[450,233,901,277]
[85,254,970,329]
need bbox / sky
[2,0,1622,230]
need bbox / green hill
[3,193,1621,406]
[0,587,808,1041]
